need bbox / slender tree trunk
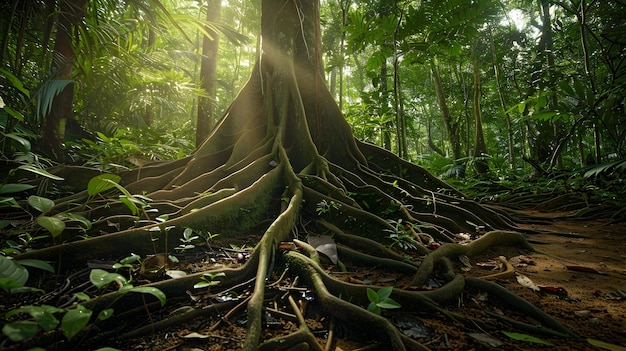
[338,0,348,111]
[472,46,489,175]
[489,29,515,170]
[196,0,221,147]
[381,61,392,151]
[143,26,157,126]
[40,0,86,161]
[431,61,461,160]
[392,12,407,158]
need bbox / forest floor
[3,210,625,351]
[107,211,626,351]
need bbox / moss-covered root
[259,295,325,351]
[242,157,303,350]
[285,251,427,351]
[411,230,534,286]
[465,277,578,338]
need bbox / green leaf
[2,321,39,341]
[2,132,31,151]
[501,331,553,346]
[367,302,381,315]
[0,183,35,194]
[119,253,141,265]
[17,165,64,180]
[94,348,122,351]
[74,292,91,301]
[61,304,92,340]
[34,78,73,120]
[129,286,167,306]
[377,298,401,309]
[28,196,55,213]
[63,212,92,231]
[193,280,221,289]
[97,308,114,321]
[87,174,122,196]
[29,308,60,331]
[2,105,25,122]
[376,286,393,300]
[89,269,127,289]
[532,111,558,121]
[15,259,54,273]
[36,216,65,238]
[118,196,138,215]
[587,338,626,351]
[366,287,380,303]
[0,196,20,208]
[0,255,28,289]
[0,68,30,97]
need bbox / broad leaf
[377,285,394,300]
[0,255,28,289]
[130,286,167,306]
[2,321,39,342]
[366,287,380,303]
[97,308,114,321]
[15,259,54,272]
[87,174,122,196]
[377,298,401,309]
[61,304,92,340]
[36,216,65,238]
[89,269,127,289]
[28,196,55,213]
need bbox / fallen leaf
[516,273,540,291]
[509,255,535,267]
[183,332,210,339]
[458,255,472,267]
[587,338,626,351]
[308,235,338,264]
[165,270,187,279]
[566,265,607,275]
[467,332,503,347]
[538,285,568,296]
[392,316,434,339]
[501,331,553,345]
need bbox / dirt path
[502,214,626,349]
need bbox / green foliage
[1,267,166,343]
[366,286,401,315]
[384,219,419,251]
[315,199,342,216]
[194,272,226,289]
[175,227,201,253]
[0,256,53,294]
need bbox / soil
[2,212,625,351]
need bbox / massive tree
[6,1,576,350]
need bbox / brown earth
[108,213,626,351]
[3,213,625,351]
